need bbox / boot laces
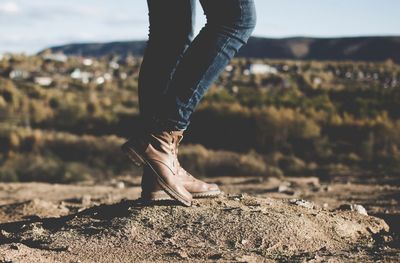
[174,134,195,181]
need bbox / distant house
[249,64,278,75]
[119,72,128,80]
[42,53,68,63]
[9,69,30,80]
[70,68,93,84]
[82,58,93,66]
[109,61,120,70]
[95,73,113,85]
[313,77,322,86]
[225,65,234,72]
[34,76,53,87]
[96,76,105,85]
[0,53,11,61]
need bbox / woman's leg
[126,0,197,206]
[157,0,257,131]
[124,0,256,206]
[139,0,196,130]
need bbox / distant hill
[43,36,400,63]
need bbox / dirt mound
[0,194,390,262]
[0,199,70,223]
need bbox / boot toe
[207,183,220,191]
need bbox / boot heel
[121,143,146,167]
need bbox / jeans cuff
[147,116,188,132]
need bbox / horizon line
[1,34,400,56]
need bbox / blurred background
[1,0,400,184]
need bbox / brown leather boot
[141,167,221,200]
[141,131,221,200]
[121,130,192,206]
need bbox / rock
[338,204,368,216]
[81,195,91,206]
[176,250,189,259]
[271,182,295,195]
[10,244,19,250]
[235,255,262,263]
[0,230,12,239]
[353,205,368,216]
[383,235,393,243]
[278,184,292,193]
[278,183,290,192]
[289,199,315,209]
[116,182,125,189]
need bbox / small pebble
[338,204,368,216]
[81,195,91,206]
[289,199,314,209]
[116,182,125,189]
[278,184,290,193]
[10,244,19,250]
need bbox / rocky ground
[0,175,399,262]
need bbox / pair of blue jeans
[139,0,257,131]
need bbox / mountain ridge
[42,36,400,63]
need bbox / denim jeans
[139,0,257,131]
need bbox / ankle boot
[121,130,192,206]
[141,131,221,200]
[141,167,221,200]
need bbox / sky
[0,0,399,54]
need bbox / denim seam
[185,36,236,107]
[184,0,247,107]
[239,0,243,22]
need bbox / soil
[0,175,399,262]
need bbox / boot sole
[141,190,171,201]
[192,189,221,198]
[121,142,192,207]
[142,189,221,201]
